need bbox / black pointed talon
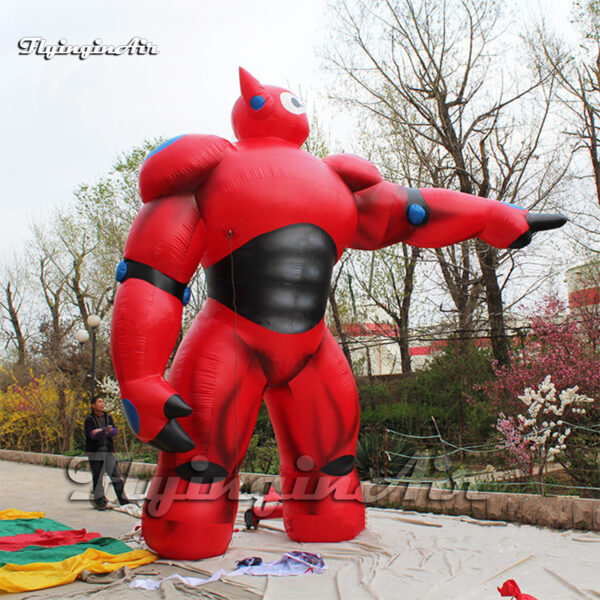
[164,394,193,418]
[526,213,567,233]
[510,212,567,249]
[150,418,195,453]
[509,230,532,249]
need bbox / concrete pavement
[1,458,147,539]
[3,460,600,600]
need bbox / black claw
[150,418,195,453]
[509,230,532,249]
[526,213,568,233]
[164,394,192,418]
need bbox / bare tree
[529,1,600,253]
[348,244,421,373]
[0,280,27,365]
[324,0,568,364]
[327,255,356,371]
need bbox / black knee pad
[175,460,229,483]
[320,455,355,476]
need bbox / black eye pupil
[291,97,301,108]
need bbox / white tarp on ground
[20,506,600,600]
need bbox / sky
[0,0,575,266]
[0,0,335,262]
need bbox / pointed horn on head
[239,67,265,103]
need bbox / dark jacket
[84,412,117,453]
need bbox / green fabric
[0,537,133,567]
[0,518,71,537]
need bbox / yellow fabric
[0,509,45,520]
[0,548,157,593]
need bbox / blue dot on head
[407,203,427,226]
[250,95,265,110]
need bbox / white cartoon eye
[280,91,306,115]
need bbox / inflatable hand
[478,200,566,249]
[508,212,567,249]
[120,376,195,453]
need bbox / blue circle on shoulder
[145,135,185,160]
[183,287,191,306]
[121,398,140,435]
[250,95,265,110]
[407,203,427,226]
[115,261,128,282]
[504,202,525,210]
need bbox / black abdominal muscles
[205,223,337,334]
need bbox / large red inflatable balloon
[111,67,566,559]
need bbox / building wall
[566,262,600,309]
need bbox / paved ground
[2,459,600,600]
[1,458,147,539]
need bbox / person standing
[84,396,130,510]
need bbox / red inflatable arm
[111,193,206,451]
[112,134,235,452]
[139,134,234,203]
[325,153,561,251]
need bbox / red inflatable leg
[142,311,267,559]
[265,329,365,542]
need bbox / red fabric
[232,67,309,146]
[139,134,234,203]
[323,154,383,191]
[112,67,544,560]
[0,529,100,551]
[252,504,283,520]
[498,579,538,600]
[263,486,281,503]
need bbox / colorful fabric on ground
[0,536,131,566]
[0,518,71,537]
[0,509,156,594]
[0,547,156,593]
[0,528,100,550]
[0,509,45,520]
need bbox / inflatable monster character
[111,68,566,559]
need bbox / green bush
[241,434,280,475]
[356,427,416,480]
[358,342,496,443]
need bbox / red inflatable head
[232,67,310,146]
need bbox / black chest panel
[205,224,337,334]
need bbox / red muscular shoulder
[139,134,235,203]
[322,154,383,192]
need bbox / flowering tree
[484,296,600,414]
[497,376,595,495]
[484,298,600,495]
[496,413,535,476]
[0,371,84,454]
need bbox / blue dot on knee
[121,398,140,435]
